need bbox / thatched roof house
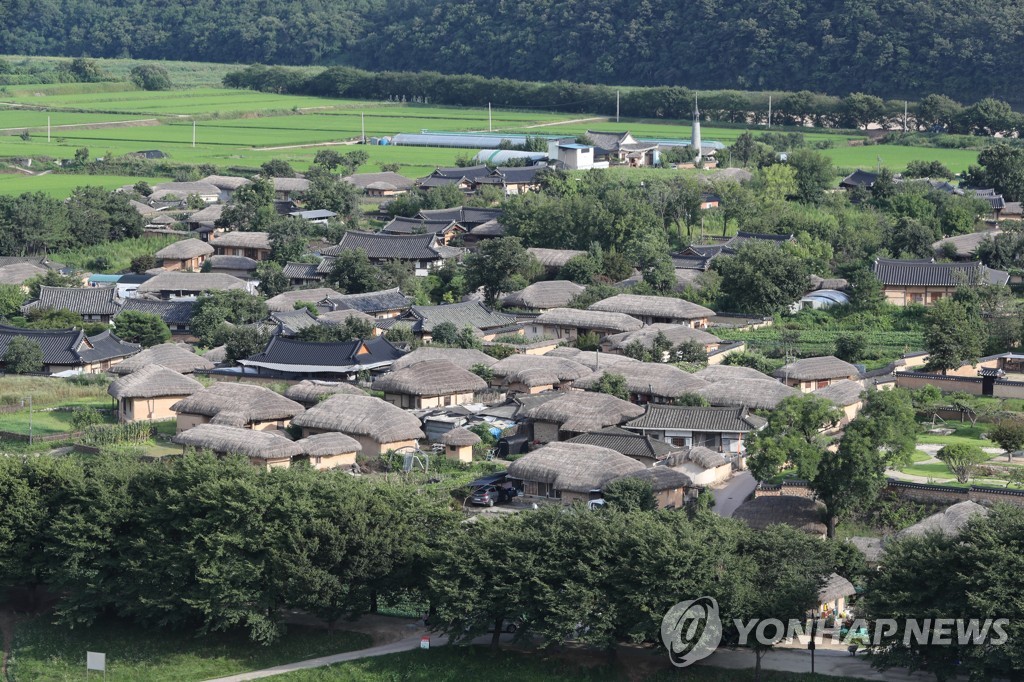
[108,365,204,423]
[173,423,304,468]
[522,392,645,442]
[612,466,695,508]
[291,394,425,456]
[109,343,215,375]
[284,380,366,407]
[507,442,645,503]
[659,446,734,486]
[602,323,723,356]
[318,309,376,326]
[811,379,864,407]
[489,354,593,393]
[295,432,362,470]
[372,359,488,409]
[774,355,860,391]
[529,308,643,341]
[543,347,640,371]
[697,377,800,410]
[589,294,714,327]
[391,347,497,371]
[137,272,249,298]
[573,362,709,401]
[154,238,213,270]
[171,382,304,432]
[818,573,857,613]
[502,281,585,311]
[204,345,227,364]
[265,288,342,313]
[440,426,481,463]
[733,496,828,537]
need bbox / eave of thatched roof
[284,380,367,404]
[507,442,645,493]
[372,359,487,396]
[172,423,303,459]
[108,364,204,400]
[522,392,644,430]
[693,364,775,382]
[291,394,425,443]
[774,355,860,381]
[109,343,215,375]
[171,383,304,422]
[391,347,497,371]
[440,427,481,446]
[155,238,214,260]
[543,347,640,371]
[296,432,362,456]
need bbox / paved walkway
[698,647,936,680]
[203,629,439,682]
[886,443,1015,486]
[712,470,756,517]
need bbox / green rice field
[0,54,986,193]
[0,173,170,197]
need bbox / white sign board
[87,651,106,672]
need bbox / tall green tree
[924,298,984,372]
[113,310,171,347]
[713,241,811,315]
[746,394,842,481]
[3,336,43,373]
[463,237,540,306]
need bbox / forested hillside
[2,0,1023,103]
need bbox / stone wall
[755,478,1024,508]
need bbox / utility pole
[767,95,772,129]
[192,119,196,148]
[361,112,366,143]
[616,90,620,123]
[903,101,908,133]
[488,102,492,132]
[47,116,51,142]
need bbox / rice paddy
[0,55,984,196]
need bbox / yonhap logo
[661,596,723,667]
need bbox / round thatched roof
[284,380,367,404]
[108,364,204,400]
[318,309,376,326]
[811,379,865,407]
[372,359,487,396]
[603,323,722,351]
[490,354,593,387]
[521,392,644,430]
[109,343,215,376]
[733,496,827,536]
[297,432,362,456]
[818,573,857,603]
[895,500,989,539]
[291,394,425,443]
[440,427,481,446]
[589,294,714,321]
[774,356,860,381]
[502,280,585,310]
[154,238,214,261]
[507,442,644,493]
[693,364,774,382]
[203,345,228,364]
[697,378,800,410]
[573,363,709,399]
[391,347,497,371]
[533,308,644,334]
[544,347,640,371]
[171,382,304,423]
[172,423,303,460]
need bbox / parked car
[471,484,516,507]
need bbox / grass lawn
[0,375,110,409]
[0,400,113,436]
[899,462,956,479]
[917,422,995,448]
[9,615,372,682]
[276,646,872,681]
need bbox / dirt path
[250,139,361,151]
[0,118,160,134]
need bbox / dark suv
[471,485,516,507]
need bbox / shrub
[71,407,105,430]
[3,337,43,374]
